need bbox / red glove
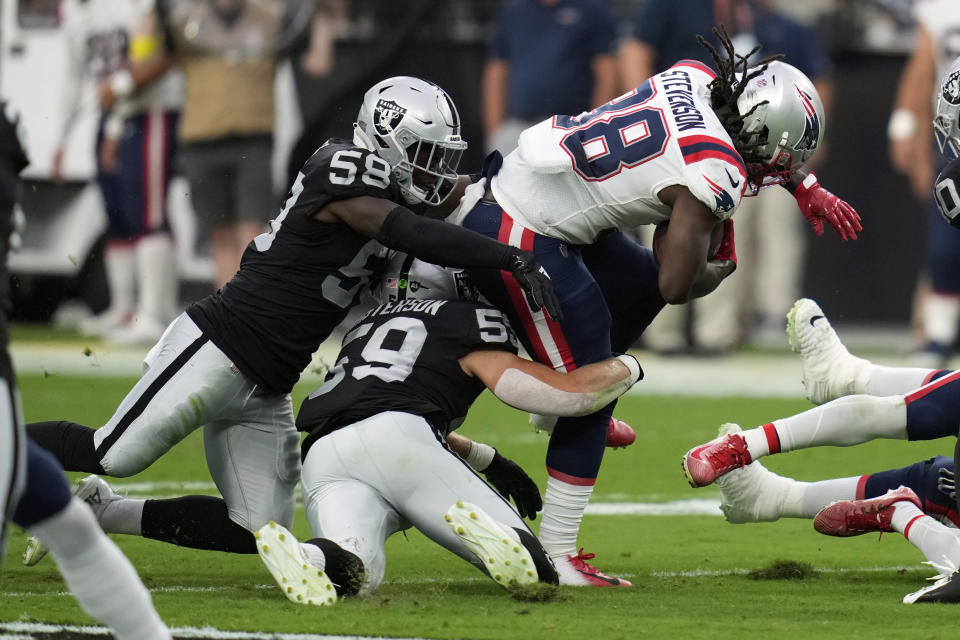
[793,172,862,241]
[712,218,737,265]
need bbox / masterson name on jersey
[660,69,706,133]
[363,300,448,319]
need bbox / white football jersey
[490,60,747,245]
[56,0,183,141]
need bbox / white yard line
[0,622,431,640]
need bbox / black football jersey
[187,139,403,393]
[298,299,519,456]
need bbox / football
[652,220,725,264]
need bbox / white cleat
[715,424,794,524]
[445,500,538,589]
[256,521,337,606]
[23,474,121,566]
[786,298,867,404]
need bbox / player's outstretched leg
[256,521,339,606]
[445,500,541,589]
[787,298,870,404]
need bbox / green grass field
[2,350,958,639]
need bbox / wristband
[800,172,819,192]
[465,442,496,472]
[616,354,643,385]
[887,109,918,141]
[109,70,135,99]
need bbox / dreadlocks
[697,25,783,163]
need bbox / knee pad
[512,527,559,585]
[12,440,72,528]
[307,538,366,597]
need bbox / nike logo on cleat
[577,569,621,586]
[809,315,825,327]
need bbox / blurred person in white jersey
[54,0,183,343]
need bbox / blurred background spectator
[0,0,948,354]
[620,0,834,354]
[482,0,620,155]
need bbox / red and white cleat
[813,486,921,537]
[682,433,752,487]
[554,548,632,587]
[606,418,636,449]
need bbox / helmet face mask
[935,59,960,161]
[733,62,825,193]
[354,77,467,206]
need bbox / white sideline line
[0,623,429,640]
[78,480,727,516]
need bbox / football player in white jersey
[254,253,643,604]
[448,26,860,586]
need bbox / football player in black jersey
[23,77,562,563]
[253,254,643,603]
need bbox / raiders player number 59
[252,261,642,604]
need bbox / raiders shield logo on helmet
[943,70,960,106]
[374,99,407,135]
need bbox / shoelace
[571,548,597,570]
[705,437,749,466]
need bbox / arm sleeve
[377,206,518,270]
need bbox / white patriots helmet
[934,56,960,160]
[734,61,825,189]
[353,76,467,206]
[375,251,478,304]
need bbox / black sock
[141,495,256,553]
[513,527,559,585]
[305,538,366,597]
[26,421,105,474]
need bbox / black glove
[939,467,956,500]
[504,250,564,323]
[482,450,542,520]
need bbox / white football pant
[0,377,26,561]
[92,313,301,531]
[301,411,535,594]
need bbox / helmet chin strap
[352,123,377,152]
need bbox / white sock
[539,476,594,558]
[134,233,177,324]
[98,497,146,536]
[862,364,937,396]
[104,245,136,317]
[923,293,960,345]
[29,497,170,640]
[893,502,960,575]
[301,541,326,569]
[742,395,909,460]
[791,476,860,518]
